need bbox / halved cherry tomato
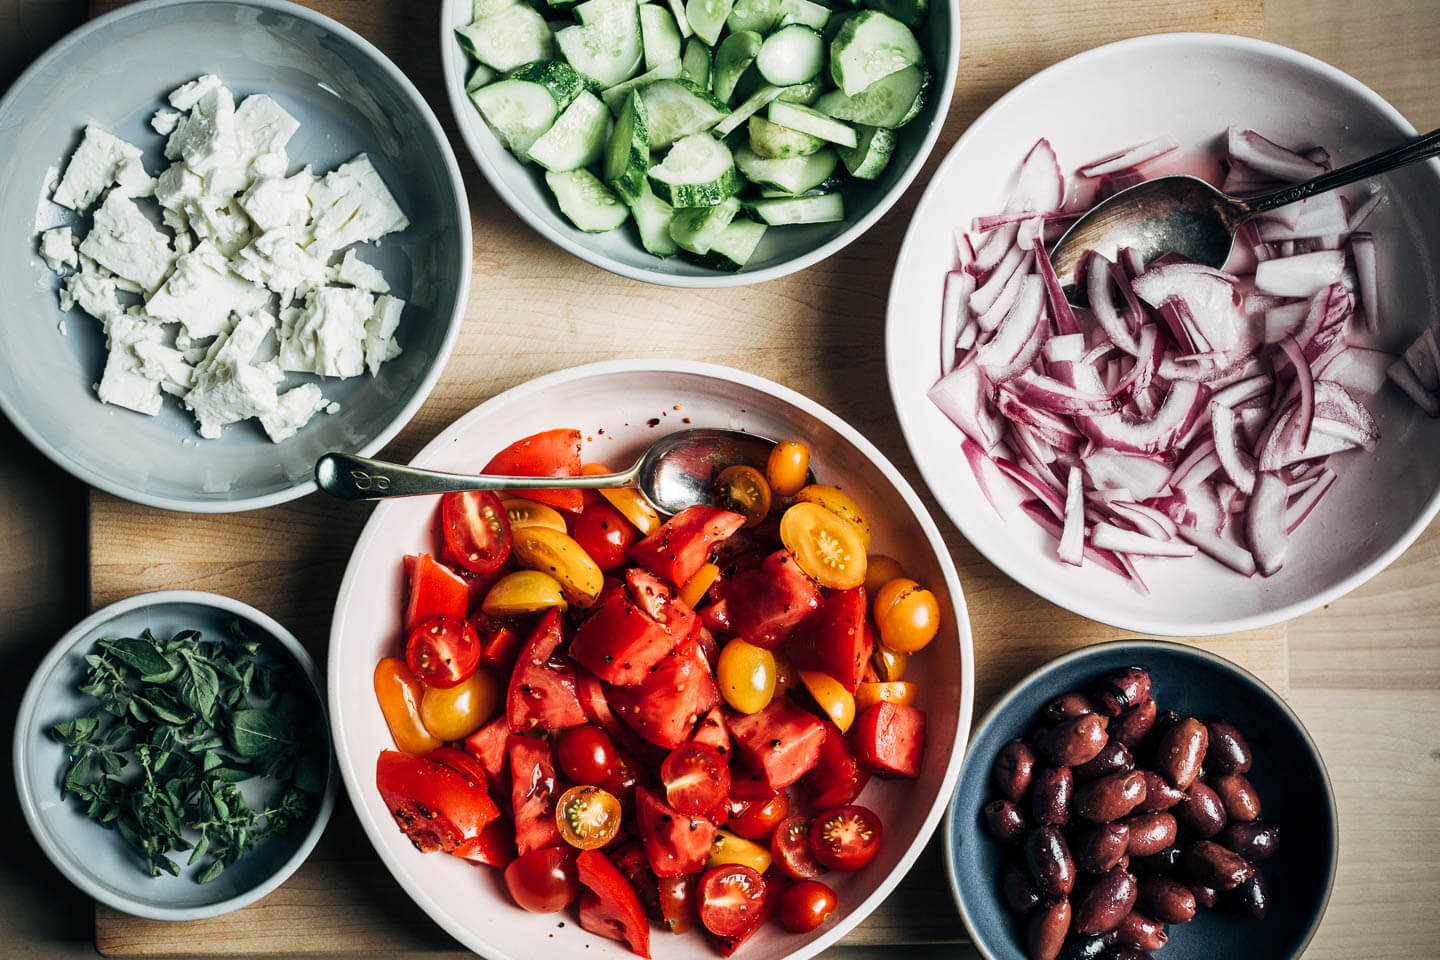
[658,875,699,934]
[376,749,500,854]
[504,846,579,913]
[872,644,909,682]
[765,440,810,497]
[716,639,775,715]
[404,553,471,633]
[502,497,568,532]
[556,725,619,786]
[698,864,768,938]
[780,502,867,590]
[873,578,941,653]
[511,526,604,607]
[660,742,731,816]
[405,615,481,689]
[585,463,663,535]
[854,680,919,714]
[556,785,623,850]
[572,502,639,571]
[484,428,584,514]
[779,879,838,933]
[795,483,872,550]
[771,815,823,879]
[706,829,773,873]
[714,465,772,527]
[576,848,652,958]
[481,570,567,617]
[420,667,499,740]
[810,805,883,871]
[726,790,789,841]
[441,490,512,574]
[679,562,721,609]
[374,658,441,755]
[799,669,857,733]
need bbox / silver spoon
[1051,127,1440,305]
[314,428,782,514]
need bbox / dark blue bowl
[945,640,1336,960]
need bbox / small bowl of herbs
[13,590,336,920]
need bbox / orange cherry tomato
[771,649,797,698]
[555,785,623,850]
[480,570,568,617]
[864,554,906,596]
[873,578,941,653]
[799,669,857,733]
[717,639,776,715]
[714,465,772,527]
[794,484,871,550]
[510,526,604,607]
[374,657,441,754]
[584,462,662,535]
[779,502,867,589]
[679,562,721,609]
[420,668,500,741]
[854,680,919,714]
[765,440,810,497]
[872,644,910,682]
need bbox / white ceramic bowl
[886,33,1440,636]
[0,0,471,512]
[439,0,960,287]
[328,359,974,960]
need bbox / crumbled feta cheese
[325,401,341,414]
[239,168,312,231]
[52,127,147,212]
[233,94,299,179]
[231,226,328,295]
[78,190,175,291]
[39,227,78,273]
[365,294,405,375]
[97,345,163,415]
[186,196,252,257]
[308,154,409,253]
[333,248,391,293]
[60,264,122,320]
[184,311,279,438]
[278,287,374,378]
[155,163,205,213]
[133,340,196,396]
[260,383,330,442]
[166,85,238,175]
[168,74,223,111]
[151,109,181,135]
[146,242,270,339]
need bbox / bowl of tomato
[328,358,973,960]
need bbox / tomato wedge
[660,742,730,816]
[726,790,789,841]
[483,428,585,514]
[569,585,677,687]
[658,874,700,933]
[786,585,872,693]
[727,699,826,792]
[710,550,822,649]
[441,490,512,573]
[425,746,491,788]
[810,804,883,871]
[506,608,587,733]
[801,720,871,809]
[405,615,481,689]
[468,613,524,674]
[771,815,823,879]
[607,638,720,751]
[577,848,653,958]
[691,707,730,760]
[697,864,768,938]
[629,505,746,588]
[404,554,470,633]
[508,736,565,856]
[636,786,716,878]
[462,715,510,790]
[852,701,927,779]
[453,816,517,868]
[376,750,500,854]
[607,838,664,924]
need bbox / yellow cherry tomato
[799,670,857,733]
[854,681,919,714]
[771,649,797,698]
[510,526,604,607]
[481,570,568,617]
[501,497,568,533]
[374,658,441,754]
[795,483,871,550]
[585,463,662,535]
[874,577,941,653]
[420,667,499,741]
[556,785,623,850]
[765,440,811,497]
[679,562,721,609]
[714,465,772,527]
[864,554,906,596]
[717,639,776,715]
[872,644,910,682]
[779,501,867,589]
[707,829,773,873]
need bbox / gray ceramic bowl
[945,640,1336,960]
[14,590,337,921]
[0,0,471,512]
[440,0,961,286]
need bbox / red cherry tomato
[441,491,513,574]
[697,864,768,938]
[503,846,579,913]
[778,879,838,933]
[404,615,481,688]
[658,874,700,934]
[556,725,619,786]
[571,502,638,571]
[771,815,824,879]
[660,742,731,817]
[600,754,640,809]
[726,790,789,841]
[810,805,883,871]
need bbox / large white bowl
[328,359,973,960]
[886,33,1440,637]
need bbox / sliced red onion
[1285,468,1337,533]
[1019,500,1132,578]
[1317,346,1392,395]
[940,270,975,376]
[1133,263,1246,351]
[971,209,1080,233]
[1058,466,1084,565]
[1078,135,1181,178]
[928,359,1005,450]
[971,220,1020,275]
[1025,223,1081,337]
[1009,370,1124,416]
[1347,187,1385,232]
[1210,373,1274,409]
[1010,138,1064,213]
[1175,523,1258,576]
[977,276,1046,381]
[995,456,1065,519]
[993,390,1085,451]
[1044,333,1087,363]
[1084,449,1173,500]
[1227,126,1326,182]
[1088,253,1141,355]
[1254,250,1346,297]
[1312,381,1380,448]
[1210,402,1256,494]
[1263,302,1308,343]
[1255,193,1348,241]
[1245,472,1290,576]
[1110,500,1179,539]
[1350,232,1379,335]
[970,243,1027,316]
[1278,336,1315,446]
[975,253,1035,332]
[1091,522,1197,558]
[959,435,1001,511]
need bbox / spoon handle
[314,451,635,501]
[1243,127,1440,214]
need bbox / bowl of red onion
[885,32,1440,636]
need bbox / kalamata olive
[1073,866,1138,935]
[1189,881,1219,909]
[1044,691,1099,723]
[1209,772,1262,821]
[1134,771,1184,813]
[984,798,1029,843]
[1174,782,1227,838]
[1074,740,1135,781]
[1226,870,1270,919]
[1130,845,1183,876]
[1137,709,1181,764]
[1136,876,1197,923]
[1074,822,1131,874]
[1002,860,1043,914]
[995,739,1039,803]
[1217,821,1280,861]
[1155,718,1208,790]
[1026,825,1076,898]
[1204,719,1253,773]
[1060,932,1117,960]
[1027,898,1072,960]
[1114,910,1167,951]
[1183,840,1254,890]
[1120,813,1178,857]
[1105,946,1154,960]
[1031,766,1074,826]
[1038,714,1110,768]
[1110,698,1157,749]
[1075,770,1147,823]
[1093,667,1151,716]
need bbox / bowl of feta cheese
[0,0,471,512]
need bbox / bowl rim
[0,0,473,515]
[326,356,976,960]
[941,637,1339,960]
[12,588,338,921]
[438,0,963,288]
[884,30,1440,636]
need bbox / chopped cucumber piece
[775,78,823,105]
[838,122,894,178]
[600,57,683,113]
[684,0,736,46]
[665,0,694,37]
[465,63,497,93]
[746,191,844,225]
[767,99,856,147]
[639,78,729,147]
[823,9,860,42]
[546,168,630,231]
[471,79,560,154]
[711,83,783,136]
[639,4,683,69]
[507,60,586,111]
[473,0,518,19]
[575,0,635,23]
[863,0,927,27]
[828,10,922,96]
[777,0,829,30]
[556,0,644,87]
[681,37,712,86]
[455,7,554,73]
[733,145,837,193]
[528,90,613,171]
[695,216,766,270]
[726,0,781,33]
[668,196,740,254]
[647,132,739,205]
[711,31,762,104]
[748,115,824,158]
[605,91,651,202]
[629,181,679,255]
[755,24,825,86]
[814,63,928,127]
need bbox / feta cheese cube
[239,168,312,231]
[155,163,205,212]
[151,109,181,135]
[38,226,78,273]
[145,242,270,339]
[231,226,328,295]
[277,286,373,378]
[78,190,175,291]
[308,154,409,254]
[52,127,148,212]
[97,345,163,416]
[333,248,391,293]
[166,85,238,175]
[365,294,405,375]
[184,310,279,438]
[132,340,196,396]
[233,94,299,179]
[186,197,252,257]
[168,74,223,110]
[260,383,329,442]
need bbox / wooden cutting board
[88,0,1270,954]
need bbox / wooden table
[3,0,1438,957]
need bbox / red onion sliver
[1210,402,1256,495]
[1020,500,1132,578]
[1058,466,1084,565]
[1279,336,1315,446]
[940,270,975,376]
[995,456,1066,519]
[1175,524,1258,576]
[1245,472,1291,576]
[1285,468,1338,533]
[1254,250,1346,298]
[1347,187,1385,232]
[1227,126,1326,182]
[1077,135,1181,178]
[1350,232,1379,335]
[1091,522,1197,557]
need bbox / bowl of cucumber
[441,0,959,286]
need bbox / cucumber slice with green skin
[710,82,783,136]
[455,7,554,72]
[823,9,860,42]
[838,122,894,178]
[680,37,711,86]
[733,145,837,193]
[600,57,682,113]
[471,79,559,154]
[777,0,829,30]
[629,181,679,255]
[814,63,928,126]
[466,62,497,93]
[647,132,740,205]
[828,10,922,96]
[556,0,644,88]
[726,0,781,34]
[668,196,740,254]
[527,90,613,170]
[665,0,694,36]
[711,31,762,104]
[775,78,823,104]
[694,216,766,270]
[605,91,651,202]
[746,191,844,225]
[863,0,926,27]
[575,0,635,24]
[747,115,823,158]
[755,24,825,86]
[767,99,856,148]
[506,60,586,111]
[639,79,729,147]
[639,4,683,69]
[546,168,630,231]
[473,0,518,19]
[684,0,736,46]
